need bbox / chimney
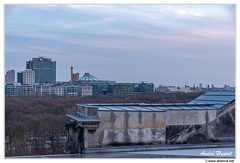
[71,67,73,82]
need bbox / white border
[1,1,238,163]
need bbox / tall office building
[22,69,35,84]
[26,57,56,83]
[17,72,23,84]
[5,70,15,84]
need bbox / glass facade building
[26,57,56,83]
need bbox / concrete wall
[209,101,235,141]
[87,111,166,147]
[72,102,234,150]
[165,110,218,144]
[166,110,217,126]
[165,102,235,144]
[87,108,229,147]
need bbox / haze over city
[5,4,236,87]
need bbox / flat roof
[77,103,216,112]
[189,91,235,109]
[76,91,235,112]
[66,111,100,122]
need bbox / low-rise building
[21,84,35,96]
[51,86,64,96]
[77,85,93,97]
[5,83,21,96]
[64,91,235,154]
[35,84,51,96]
[64,84,77,96]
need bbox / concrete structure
[26,57,56,83]
[64,91,235,154]
[22,69,35,84]
[5,70,15,84]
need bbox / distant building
[35,84,51,96]
[64,84,77,96]
[108,82,154,94]
[77,85,93,97]
[166,86,191,93]
[51,86,64,96]
[73,73,80,82]
[21,84,35,96]
[22,69,35,84]
[26,57,56,83]
[5,70,15,84]
[70,67,79,82]
[5,83,21,96]
[17,72,23,84]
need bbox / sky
[4,4,236,87]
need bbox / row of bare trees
[5,92,203,156]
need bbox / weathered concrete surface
[65,99,235,153]
[210,101,235,141]
[166,101,235,144]
[165,110,217,126]
[64,122,82,154]
[88,111,166,147]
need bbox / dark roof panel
[189,91,235,109]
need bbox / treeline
[5,92,203,156]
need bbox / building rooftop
[75,91,235,112]
[66,111,100,122]
[188,91,235,108]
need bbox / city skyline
[5,5,236,87]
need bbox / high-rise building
[22,69,35,84]
[17,72,23,84]
[26,57,56,83]
[5,70,15,84]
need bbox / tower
[70,67,79,82]
[71,67,73,82]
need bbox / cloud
[4,5,235,86]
